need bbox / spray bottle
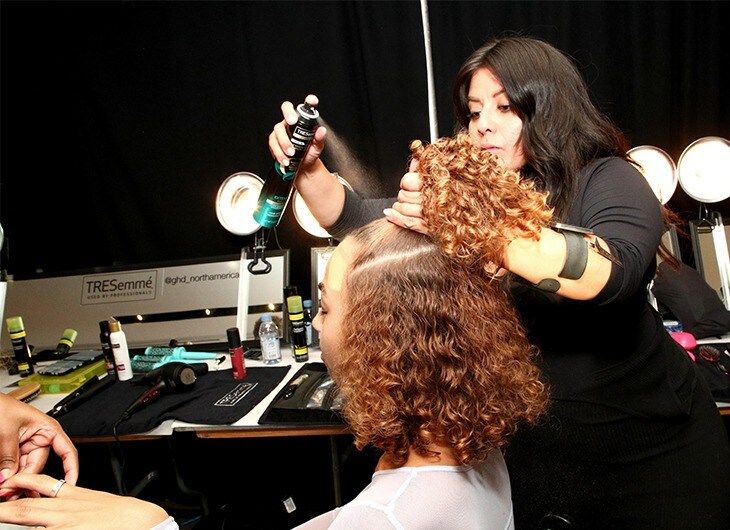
[109,319,133,381]
[253,100,320,228]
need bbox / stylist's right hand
[0,393,79,487]
[268,93,327,174]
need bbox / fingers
[397,188,421,205]
[267,100,297,167]
[0,473,73,499]
[17,446,49,476]
[391,201,422,219]
[0,474,170,530]
[269,95,324,169]
[0,477,99,530]
[382,167,428,234]
[400,171,423,192]
[50,431,79,485]
[303,126,327,167]
[269,121,293,166]
[0,425,20,484]
[408,157,420,172]
[0,498,58,528]
[383,207,429,235]
[281,100,297,125]
[17,422,79,485]
[304,93,319,107]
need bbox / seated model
[296,133,551,528]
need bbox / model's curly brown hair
[336,218,547,468]
[411,133,553,272]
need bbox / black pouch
[259,362,345,425]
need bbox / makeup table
[1,347,351,507]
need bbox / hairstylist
[270,36,730,528]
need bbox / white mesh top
[294,450,513,530]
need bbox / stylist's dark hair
[453,35,680,268]
[453,36,629,219]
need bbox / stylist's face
[312,239,353,372]
[467,67,525,171]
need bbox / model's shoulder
[330,502,394,529]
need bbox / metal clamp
[247,230,271,275]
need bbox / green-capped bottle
[6,316,34,376]
[286,295,309,362]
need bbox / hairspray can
[5,316,34,376]
[286,295,309,362]
[108,319,133,381]
[253,100,320,228]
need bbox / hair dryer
[117,362,202,423]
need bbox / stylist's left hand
[0,393,79,488]
[383,159,429,235]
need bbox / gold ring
[50,478,66,498]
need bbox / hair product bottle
[227,326,247,380]
[286,295,309,362]
[5,316,34,376]
[108,319,132,381]
[302,299,314,346]
[282,285,298,344]
[98,320,117,377]
[55,328,78,356]
[253,100,319,228]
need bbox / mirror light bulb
[678,137,730,203]
[215,172,264,236]
[627,145,677,204]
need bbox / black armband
[559,231,589,280]
[534,278,561,292]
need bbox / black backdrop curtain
[1,0,728,299]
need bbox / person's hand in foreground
[0,473,171,530]
[0,393,79,486]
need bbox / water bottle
[259,314,282,365]
[302,299,314,346]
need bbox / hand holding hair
[384,157,430,235]
[406,134,553,272]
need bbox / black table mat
[59,367,289,436]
